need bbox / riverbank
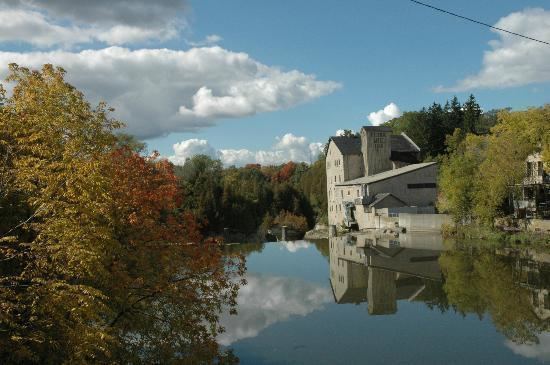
[442,223,550,249]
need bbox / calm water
[221,233,550,364]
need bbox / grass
[442,223,550,250]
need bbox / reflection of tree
[224,242,265,257]
[440,249,550,344]
[310,239,329,259]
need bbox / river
[220,232,550,364]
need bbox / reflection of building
[329,233,444,315]
[502,248,550,320]
[326,127,438,228]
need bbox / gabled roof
[337,162,437,186]
[391,133,420,153]
[367,193,407,208]
[329,136,362,155]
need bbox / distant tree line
[173,156,327,236]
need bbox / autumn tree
[0,64,244,364]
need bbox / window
[538,161,544,176]
[407,183,436,189]
[527,162,533,176]
[347,190,350,195]
[341,190,343,198]
[357,190,360,197]
[338,175,341,183]
[334,176,336,182]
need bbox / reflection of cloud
[281,241,311,253]
[506,332,550,361]
[218,273,332,346]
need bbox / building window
[347,190,350,195]
[538,161,544,176]
[341,190,343,198]
[357,190,360,197]
[334,176,336,182]
[527,162,533,176]
[407,183,436,189]
[338,175,341,183]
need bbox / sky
[0,0,549,166]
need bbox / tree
[0,64,244,364]
[175,155,224,232]
[438,131,487,223]
[462,94,481,134]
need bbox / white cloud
[506,332,550,362]
[169,139,218,165]
[217,273,332,346]
[367,102,402,126]
[437,8,550,92]
[0,47,340,139]
[0,0,187,46]
[168,133,323,166]
[188,34,222,47]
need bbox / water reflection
[329,232,445,315]
[218,273,332,346]
[221,236,550,364]
[329,232,550,357]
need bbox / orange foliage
[272,161,296,183]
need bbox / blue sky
[0,0,548,165]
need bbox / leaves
[0,64,243,364]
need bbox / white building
[326,126,438,228]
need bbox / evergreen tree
[463,94,482,134]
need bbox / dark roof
[330,136,361,155]
[337,162,437,186]
[391,134,420,153]
[367,193,407,208]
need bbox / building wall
[368,164,438,207]
[360,126,392,176]
[326,141,364,226]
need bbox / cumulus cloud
[169,139,218,165]
[217,273,332,346]
[506,332,550,362]
[367,102,402,126]
[0,47,340,139]
[437,8,550,92]
[0,0,187,46]
[168,133,323,166]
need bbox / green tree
[438,131,487,223]
[462,94,482,134]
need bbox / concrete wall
[361,126,392,176]
[368,164,438,207]
[355,210,399,229]
[399,213,452,232]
